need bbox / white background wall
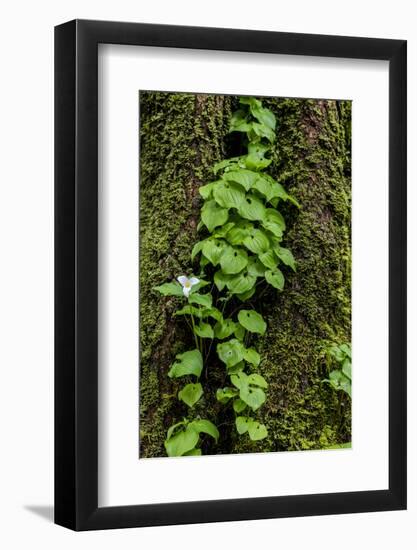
[0,1,415,548]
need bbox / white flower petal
[183,286,191,297]
[189,277,200,287]
[177,275,188,287]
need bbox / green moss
[139,93,351,457]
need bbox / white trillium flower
[177,275,200,297]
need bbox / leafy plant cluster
[154,97,299,457]
[323,343,352,398]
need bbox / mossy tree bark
[139,92,351,457]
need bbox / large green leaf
[214,269,231,291]
[259,249,277,270]
[178,383,203,407]
[189,419,219,442]
[247,257,265,277]
[214,318,237,339]
[168,349,203,379]
[240,385,266,411]
[191,241,204,261]
[164,426,199,457]
[238,194,266,221]
[250,122,275,143]
[262,208,286,238]
[226,271,256,295]
[243,347,261,367]
[223,169,259,191]
[243,228,270,254]
[247,421,268,441]
[220,246,248,275]
[265,268,285,290]
[194,322,214,339]
[238,309,266,335]
[201,200,228,232]
[226,221,253,245]
[251,105,276,130]
[213,222,235,238]
[153,282,184,297]
[217,339,244,367]
[252,176,275,201]
[235,416,250,435]
[275,246,296,271]
[188,293,212,308]
[202,239,226,266]
[213,181,245,209]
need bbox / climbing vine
[154,96,299,457]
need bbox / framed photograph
[55,19,406,530]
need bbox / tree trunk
[139,93,351,457]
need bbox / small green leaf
[226,222,253,246]
[153,282,184,297]
[174,305,205,318]
[194,322,214,339]
[191,241,204,262]
[226,361,245,374]
[238,309,266,335]
[243,228,270,254]
[243,347,261,367]
[223,169,259,191]
[201,200,228,232]
[214,269,231,291]
[233,398,247,413]
[213,181,246,209]
[230,371,248,390]
[168,349,203,379]
[252,176,275,201]
[213,222,235,238]
[240,385,266,411]
[275,247,296,271]
[202,239,226,266]
[188,293,212,308]
[235,416,250,435]
[164,426,199,457]
[220,246,248,275]
[216,387,238,404]
[226,271,256,295]
[234,323,246,340]
[217,339,244,367]
[189,419,219,442]
[248,421,268,441]
[247,257,265,277]
[167,420,186,441]
[214,318,236,339]
[265,268,285,290]
[259,249,278,270]
[178,383,203,407]
[238,194,266,221]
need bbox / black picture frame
[55,19,407,531]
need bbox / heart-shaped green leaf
[235,416,250,435]
[238,309,266,335]
[265,268,285,290]
[164,426,199,457]
[216,387,239,404]
[194,322,214,339]
[259,249,277,270]
[226,271,256,295]
[217,339,244,367]
[202,239,226,266]
[188,293,212,308]
[178,383,203,407]
[213,181,245,209]
[223,169,259,191]
[238,194,266,221]
[189,419,219,442]
[201,200,228,232]
[275,246,296,271]
[240,385,266,411]
[243,228,270,254]
[220,246,248,275]
[168,349,203,379]
[214,318,237,339]
[247,420,268,441]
